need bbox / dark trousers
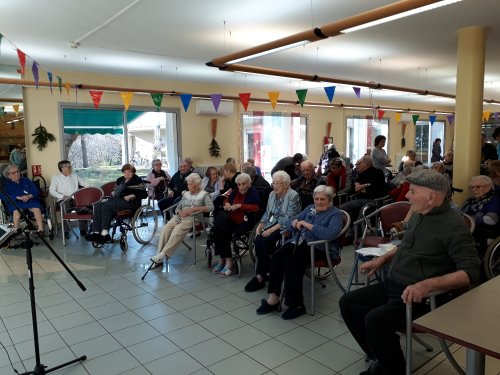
[92,198,136,232]
[254,230,282,277]
[339,283,431,375]
[213,211,254,258]
[340,198,373,224]
[267,241,327,308]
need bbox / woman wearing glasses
[1,164,44,232]
[146,159,171,201]
[461,175,500,253]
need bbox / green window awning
[63,108,124,135]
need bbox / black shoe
[256,299,280,315]
[245,277,265,292]
[80,230,87,236]
[359,361,383,375]
[100,234,111,243]
[281,305,306,320]
[86,232,100,241]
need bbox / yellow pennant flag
[482,111,491,122]
[13,104,19,116]
[395,113,401,122]
[120,92,134,111]
[268,91,280,110]
[65,81,71,97]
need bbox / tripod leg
[45,355,87,374]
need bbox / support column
[453,26,486,205]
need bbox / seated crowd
[2,141,499,375]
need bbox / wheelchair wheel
[248,224,258,264]
[132,205,158,244]
[484,236,500,280]
[120,235,128,251]
[206,248,213,269]
[234,257,241,278]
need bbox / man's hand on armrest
[401,270,470,304]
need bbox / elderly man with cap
[339,169,480,375]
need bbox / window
[346,116,389,165]
[415,120,445,164]
[62,106,179,186]
[241,111,307,181]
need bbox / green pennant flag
[151,93,163,111]
[412,114,420,125]
[57,76,63,95]
[296,89,308,107]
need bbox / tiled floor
[0,229,498,375]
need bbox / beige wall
[21,70,454,182]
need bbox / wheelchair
[205,213,259,278]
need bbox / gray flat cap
[405,169,451,193]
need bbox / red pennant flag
[89,90,103,109]
[239,93,251,111]
[17,49,26,76]
[377,110,385,120]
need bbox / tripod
[0,182,87,374]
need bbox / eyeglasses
[8,170,20,175]
[271,181,285,186]
[355,162,363,166]
[154,163,162,166]
[468,185,488,190]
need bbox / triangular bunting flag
[412,114,420,125]
[89,90,103,109]
[353,87,361,99]
[180,93,192,112]
[75,84,78,102]
[395,113,402,122]
[324,86,336,103]
[210,94,223,112]
[268,91,280,110]
[120,92,134,111]
[151,93,163,111]
[13,104,19,116]
[447,114,455,125]
[377,110,385,120]
[32,61,39,89]
[17,49,26,76]
[494,112,499,121]
[57,76,62,95]
[47,72,53,94]
[239,93,251,111]
[482,111,491,122]
[65,81,71,97]
[429,115,436,125]
[296,89,308,107]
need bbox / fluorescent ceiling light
[341,0,462,33]
[226,40,310,64]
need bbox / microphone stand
[0,182,86,374]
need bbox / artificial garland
[32,122,56,151]
[209,119,221,157]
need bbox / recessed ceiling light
[69,42,80,49]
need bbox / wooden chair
[60,187,104,245]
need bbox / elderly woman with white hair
[256,185,343,320]
[150,173,214,268]
[245,171,301,292]
[211,173,261,277]
[461,175,500,253]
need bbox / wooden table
[413,276,500,375]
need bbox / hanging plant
[32,121,56,151]
[209,119,221,157]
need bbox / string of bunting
[3,32,496,125]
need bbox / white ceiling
[0,0,499,109]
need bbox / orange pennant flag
[13,104,19,116]
[268,91,280,110]
[239,93,251,111]
[395,113,401,122]
[482,111,491,122]
[89,90,104,109]
[65,81,71,97]
[120,92,134,111]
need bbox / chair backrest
[336,209,351,244]
[378,201,412,231]
[462,213,475,234]
[100,181,116,197]
[73,187,104,207]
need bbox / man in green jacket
[339,169,481,375]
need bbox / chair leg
[406,303,413,375]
